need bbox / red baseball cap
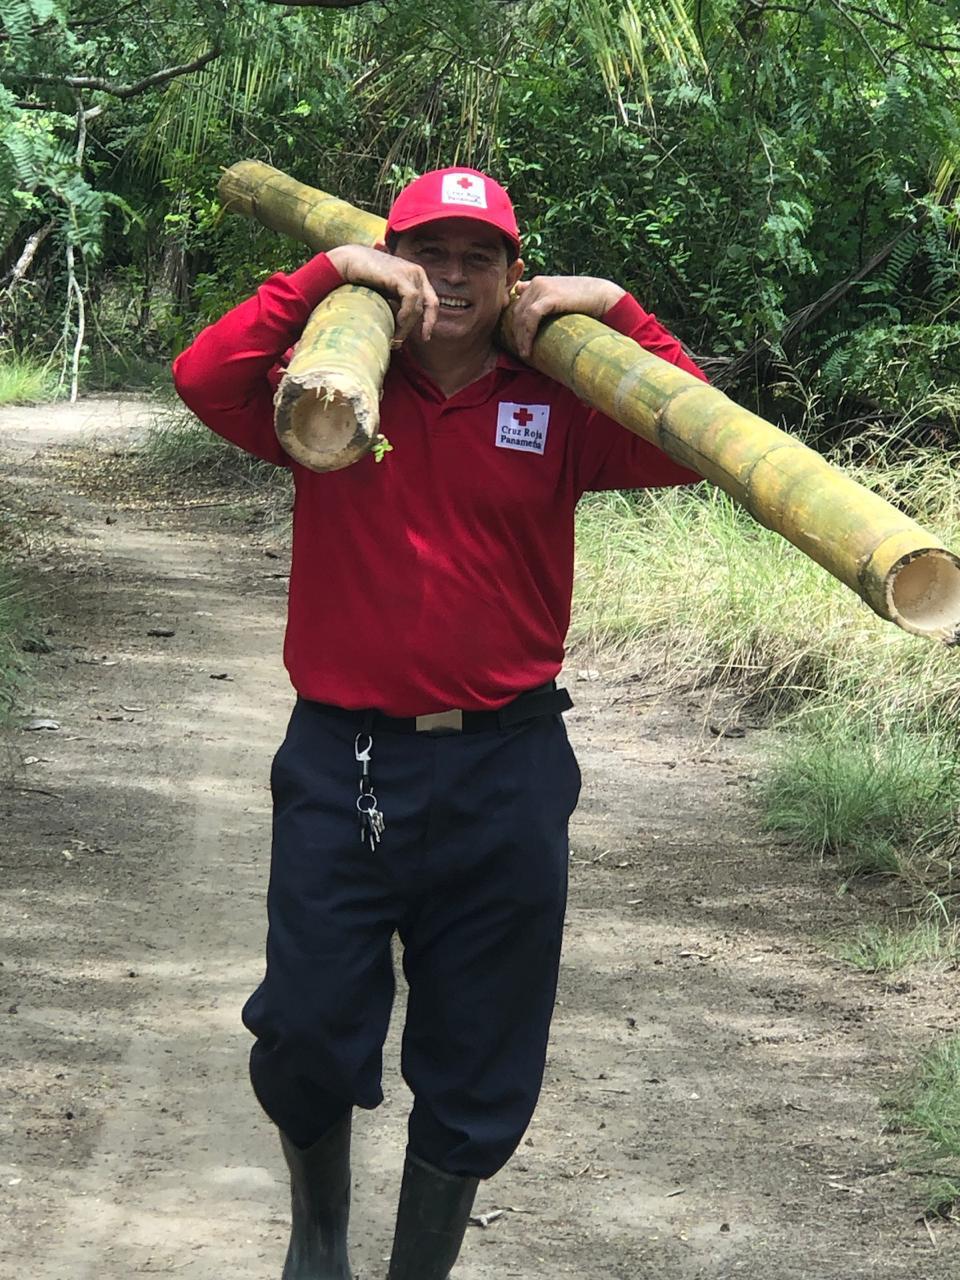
[386,167,521,253]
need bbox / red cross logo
[458,176,473,189]
[513,407,534,426]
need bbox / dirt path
[1,398,956,1279]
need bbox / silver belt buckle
[415,709,464,733]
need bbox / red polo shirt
[173,254,705,715]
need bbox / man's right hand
[326,245,439,345]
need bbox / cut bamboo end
[887,549,960,644]
[275,374,377,472]
[273,284,395,473]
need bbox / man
[173,166,705,1280]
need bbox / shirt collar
[392,343,525,407]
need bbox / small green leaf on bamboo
[372,434,393,463]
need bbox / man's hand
[509,276,626,359]
[327,245,439,345]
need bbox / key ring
[357,793,378,814]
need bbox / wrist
[326,246,352,280]
[597,282,626,314]
[285,252,346,307]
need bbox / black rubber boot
[279,1114,352,1280]
[386,1149,480,1280]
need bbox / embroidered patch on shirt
[441,173,488,209]
[496,403,550,455]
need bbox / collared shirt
[173,254,705,716]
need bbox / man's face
[391,218,524,347]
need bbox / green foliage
[831,921,960,975]
[889,1036,960,1216]
[0,4,110,255]
[371,434,393,463]
[0,0,228,368]
[1,0,959,420]
[0,351,58,404]
[819,321,960,421]
[0,0,64,56]
[762,726,960,878]
[573,445,960,904]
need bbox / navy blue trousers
[242,698,581,1179]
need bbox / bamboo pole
[218,160,384,252]
[218,160,960,643]
[274,285,394,472]
[220,161,389,470]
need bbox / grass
[573,450,960,1213]
[762,722,960,882]
[573,469,960,726]
[572,448,960,905]
[137,406,290,493]
[0,354,59,406]
[85,350,171,393]
[889,1036,960,1217]
[831,919,960,973]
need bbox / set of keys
[355,733,385,851]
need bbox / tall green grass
[831,920,960,974]
[763,723,960,880]
[0,354,59,406]
[573,449,960,903]
[574,485,863,712]
[889,1036,960,1217]
[573,463,960,728]
[138,407,290,495]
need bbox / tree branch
[14,100,104,122]
[7,45,222,101]
[827,0,888,73]
[69,0,144,30]
[840,2,960,54]
[715,216,926,389]
[2,219,56,290]
[65,95,88,404]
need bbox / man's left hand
[508,276,626,359]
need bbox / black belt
[306,681,573,735]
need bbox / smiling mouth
[438,296,471,310]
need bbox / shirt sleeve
[573,293,707,495]
[171,253,345,465]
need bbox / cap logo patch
[441,173,488,209]
[496,403,550,455]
